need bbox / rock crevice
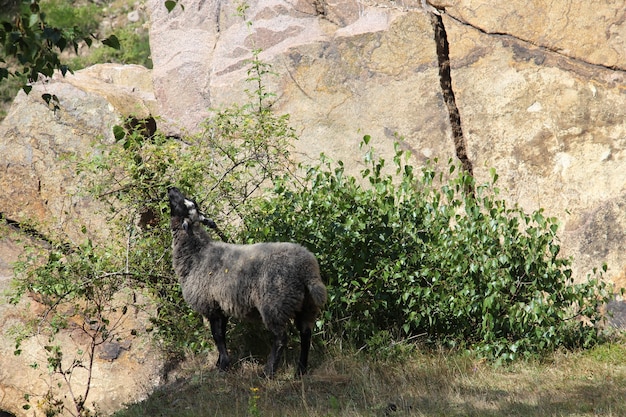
[430,10,473,177]
[447,13,626,73]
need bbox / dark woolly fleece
[168,187,326,376]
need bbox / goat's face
[168,187,216,231]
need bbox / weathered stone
[148,0,452,167]
[0,64,156,243]
[128,10,141,22]
[62,64,157,118]
[446,0,626,71]
[276,12,454,167]
[146,0,425,136]
[100,340,132,361]
[444,12,626,280]
[146,0,221,133]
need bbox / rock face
[446,1,626,70]
[147,0,454,163]
[0,65,162,416]
[440,3,626,280]
[2,0,626,415]
[146,0,626,283]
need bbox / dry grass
[115,341,626,417]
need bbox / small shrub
[242,136,613,361]
[11,237,132,417]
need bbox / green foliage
[0,70,22,119]
[40,0,101,35]
[12,237,132,416]
[247,387,261,417]
[242,136,613,361]
[72,50,296,356]
[578,341,626,367]
[164,0,180,12]
[0,0,119,92]
[1,1,72,88]
[69,23,152,70]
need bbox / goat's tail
[302,254,327,309]
[306,278,327,308]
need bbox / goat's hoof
[216,358,230,372]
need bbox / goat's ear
[201,216,217,229]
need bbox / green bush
[70,24,152,69]
[68,53,295,356]
[40,0,101,35]
[11,235,134,416]
[241,136,613,361]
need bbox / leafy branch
[12,239,137,417]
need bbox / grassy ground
[114,341,626,417]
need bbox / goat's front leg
[209,311,230,371]
[264,332,287,378]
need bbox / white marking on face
[184,199,198,217]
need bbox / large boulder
[147,0,626,288]
[147,0,453,164]
[439,6,626,279]
[0,63,157,243]
[0,64,163,416]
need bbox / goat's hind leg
[295,313,313,377]
[209,311,230,371]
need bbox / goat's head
[168,187,217,231]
